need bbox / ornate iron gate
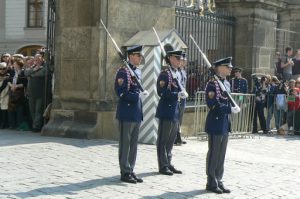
[45,0,56,107]
[175,0,235,98]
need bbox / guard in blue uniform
[174,52,188,145]
[205,57,234,194]
[156,49,187,176]
[230,67,248,93]
[115,45,149,184]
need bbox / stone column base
[41,109,118,140]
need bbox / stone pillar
[42,0,175,139]
[216,0,283,79]
[0,0,6,42]
[277,0,300,52]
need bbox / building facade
[40,0,300,140]
[0,0,48,55]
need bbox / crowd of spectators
[1,46,300,136]
[251,46,300,135]
[0,49,47,132]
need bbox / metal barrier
[265,93,300,134]
[194,91,300,139]
[193,91,255,139]
[231,93,255,134]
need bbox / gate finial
[183,0,216,15]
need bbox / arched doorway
[17,45,44,56]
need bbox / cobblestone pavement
[0,130,299,199]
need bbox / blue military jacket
[155,68,180,122]
[205,78,232,135]
[115,66,143,122]
[230,77,248,93]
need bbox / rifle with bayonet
[189,34,241,113]
[100,19,144,91]
[152,27,188,98]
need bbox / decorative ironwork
[175,0,235,99]
[45,0,56,107]
[181,0,216,15]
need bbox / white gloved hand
[139,90,149,100]
[231,106,241,114]
[178,91,188,99]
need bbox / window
[18,45,44,56]
[27,0,44,27]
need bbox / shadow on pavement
[0,172,204,198]
[142,189,208,199]
[273,134,300,141]
[0,130,118,148]
[0,175,126,198]
[257,133,300,141]
[139,171,161,178]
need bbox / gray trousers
[206,134,228,188]
[157,120,179,170]
[118,121,140,175]
[178,101,185,127]
[283,72,292,81]
[29,96,44,130]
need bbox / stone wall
[0,0,5,41]
[43,0,300,140]
[277,1,300,51]
[216,0,282,79]
[42,0,175,140]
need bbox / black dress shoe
[263,130,272,135]
[120,173,137,184]
[159,167,173,175]
[219,185,231,193]
[169,166,182,174]
[175,140,187,145]
[131,173,143,183]
[206,186,223,194]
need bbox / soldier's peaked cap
[213,57,233,68]
[181,52,187,60]
[167,50,182,57]
[164,43,174,53]
[127,45,143,55]
[232,67,242,72]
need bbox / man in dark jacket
[24,53,46,132]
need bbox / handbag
[9,89,25,103]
